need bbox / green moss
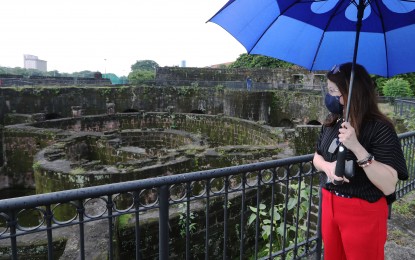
[388,229,413,247]
[118,213,134,228]
[393,198,415,218]
[70,167,85,175]
[6,149,33,174]
[214,84,225,92]
[99,87,113,96]
[292,126,321,155]
[32,161,41,171]
[0,237,66,259]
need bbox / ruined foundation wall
[4,113,284,189]
[0,86,324,126]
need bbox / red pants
[321,188,388,260]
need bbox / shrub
[128,70,155,84]
[382,78,413,97]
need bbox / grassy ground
[379,102,412,133]
[379,103,395,118]
[387,189,415,248]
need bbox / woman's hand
[337,122,397,193]
[327,161,350,184]
[338,121,360,152]
[313,153,349,184]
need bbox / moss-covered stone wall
[31,113,281,146]
[4,113,287,190]
[0,86,325,127]
[0,87,325,188]
[2,126,63,189]
[291,125,322,155]
[155,67,326,88]
[0,125,3,166]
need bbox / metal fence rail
[396,131,415,198]
[394,98,415,118]
[0,132,414,259]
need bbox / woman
[313,63,408,259]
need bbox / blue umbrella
[209,0,415,180]
[209,0,415,78]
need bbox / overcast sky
[0,0,245,76]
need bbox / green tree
[382,78,413,97]
[373,73,415,96]
[72,70,96,78]
[0,66,125,80]
[131,60,159,71]
[371,75,388,95]
[26,68,43,76]
[129,60,158,84]
[46,70,62,77]
[229,54,293,69]
[398,72,415,95]
[128,70,155,84]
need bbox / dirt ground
[385,189,415,260]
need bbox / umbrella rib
[247,0,303,54]
[372,0,390,77]
[310,1,348,70]
[206,0,236,22]
[249,0,353,68]
[248,0,327,54]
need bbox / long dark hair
[325,62,393,136]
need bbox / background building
[24,54,47,72]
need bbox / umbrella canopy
[208,0,415,78]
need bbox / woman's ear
[340,95,345,105]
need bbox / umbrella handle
[333,144,347,185]
[334,0,365,185]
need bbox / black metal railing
[0,132,414,259]
[394,98,415,118]
[396,131,415,198]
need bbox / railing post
[239,174,246,260]
[400,101,403,116]
[45,206,54,260]
[107,196,114,260]
[134,191,141,260]
[223,177,229,260]
[393,100,396,115]
[9,211,17,260]
[205,181,211,260]
[186,182,191,260]
[159,185,169,260]
[77,200,86,260]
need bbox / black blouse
[315,118,408,204]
